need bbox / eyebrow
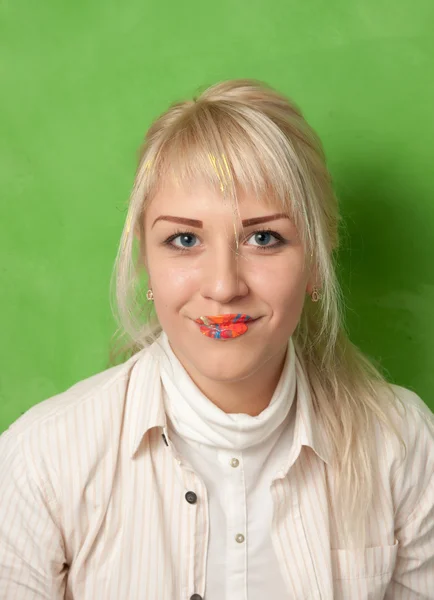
[151,213,290,229]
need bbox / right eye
[164,231,200,250]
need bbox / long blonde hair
[109,79,404,547]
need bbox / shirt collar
[127,344,168,458]
[290,347,333,468]
[127,336,333,466]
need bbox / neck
[169,345,288,416]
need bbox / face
[142,178,315,385]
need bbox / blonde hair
[109,79,404,547]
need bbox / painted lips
[194,314,255,340]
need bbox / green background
[1,1,433,432]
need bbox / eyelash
[162,228,287,253]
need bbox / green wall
[1,1,433,431]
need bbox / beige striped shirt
[0,342,433,599]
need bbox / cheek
[249,258,308,301]
[151,264,198,301]
[272,284,307,329]
[255,265,308,332]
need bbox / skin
[141,177,317,416]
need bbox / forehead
[145,176,285,223]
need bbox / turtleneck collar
[151,331,297,451]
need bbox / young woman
[0,79,433,599]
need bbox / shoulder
[386,383,433,451]
[0,349,148,467]
[377,383,434,527]
[390,382,433,422]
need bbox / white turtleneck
[154,331,297,600]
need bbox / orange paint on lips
[194,314,254,339]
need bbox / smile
[194,314,255,340]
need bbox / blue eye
[170,232,198,248]
[163,228,286,252]
[249,231,274,246]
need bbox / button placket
[182,469,209,600]
[219,449,248,593]
[161,425,209,598]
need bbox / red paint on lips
[194,314,255,340]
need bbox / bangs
[142,101,310,240]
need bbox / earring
[311,286,322,302]
[146,289,154,301]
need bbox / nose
[199,243,249,304]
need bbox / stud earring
[311,286,322,302]
[146,289,154,301]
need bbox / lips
[194,314,254,339]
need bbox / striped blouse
[0,340,433,599]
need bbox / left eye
[247,231,280,247]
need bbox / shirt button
[235,533,245,543]
[230,458,240,468]
[185,491,197,504]
[190,595,203,600]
